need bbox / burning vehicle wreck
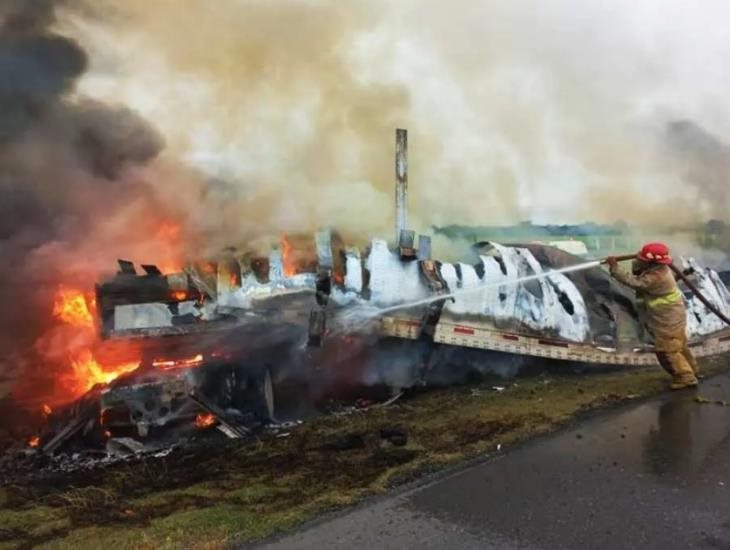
[5,1,730,545]
[27,235,730,458]
[13,129,730,461]
[33,328,282,455]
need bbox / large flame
[279,235,319,277]
[65,349,139,395]
[52,287,140,398]
[33,224,186,404]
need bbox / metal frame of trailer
[380,315,730,367]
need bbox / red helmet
[637,242,672,265]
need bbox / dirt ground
[1,358,728,550]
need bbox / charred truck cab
[95,259,286,439]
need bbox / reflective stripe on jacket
[645,288,683,309]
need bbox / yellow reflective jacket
[609,263,686,339]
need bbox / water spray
[327,259,605,336]
[377,260,603,315]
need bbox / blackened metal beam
[395,128,408,244]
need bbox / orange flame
[281,236,297,277]
[52,287,94,328]
[170,290,188,301]
[155,221,184,274]
[28,436,40,448]
[51,286,141,398]
[152,354,203,371]
[42,404,52,416]
[67,349,140,394]
[195,413,216,428]
[159,264,182,275]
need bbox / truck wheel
[227,364,277,424]
[242,365,275,423]
[261,365,275,421]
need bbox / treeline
[434,219,730,244]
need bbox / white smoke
[60,0,730,236]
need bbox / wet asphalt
[256,372,730,550]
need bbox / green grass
[2,358,728,549]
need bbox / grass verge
[1,358,728,549]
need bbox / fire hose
[601,254,730,327]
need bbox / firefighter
[606,242,699,390]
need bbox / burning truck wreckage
[5,130,730,473]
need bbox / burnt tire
[260,365,275,421]
[236,365,275,423]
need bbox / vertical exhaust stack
[395,128,408,245]
[394,128,419,261]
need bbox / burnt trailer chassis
[89,242,730,443]
[379,313,730,368]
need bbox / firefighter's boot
[670,371,699,390]
[656,335,698,390]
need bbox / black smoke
[0,0,166,395]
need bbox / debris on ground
[694,395,730,406]
[106,437,147,457]
[377,391,405,408]
[380,427,408,447]
[326,392,405,417]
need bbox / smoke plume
[666,120,730,220]
[63,0,730,233]
[0,0,208,400]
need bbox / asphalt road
[257,372,730,549]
